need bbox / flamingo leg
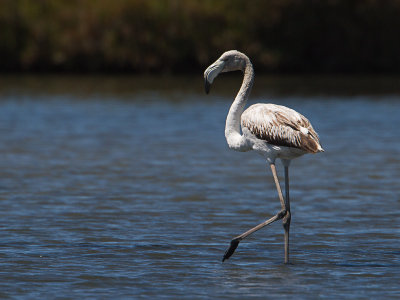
[222,163,289,262]
[283,165,291,264]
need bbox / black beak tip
[204,80,211,94]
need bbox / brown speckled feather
[241,103,322,153]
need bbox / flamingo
[204,50,324,263]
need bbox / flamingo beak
[204,59,225,94]
[204,78,211,94]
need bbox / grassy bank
[1,0,400,73]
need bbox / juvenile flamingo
[204,50,324,263]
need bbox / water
[0,75,399,298]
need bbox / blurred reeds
[1,0,400,73]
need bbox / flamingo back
[241,103,323,153]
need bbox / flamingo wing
[241,104,323,153]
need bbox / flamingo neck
[225,58,254,151]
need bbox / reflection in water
[0,76,399,298]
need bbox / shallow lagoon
[0,75,399,298]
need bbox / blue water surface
[0,76,399,298]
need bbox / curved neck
[225,58,254,151]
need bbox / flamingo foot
[222,239,240,262]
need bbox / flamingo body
[241,103,323,160]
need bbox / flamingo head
[204,50,249,94]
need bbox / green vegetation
[1,0,400,73]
